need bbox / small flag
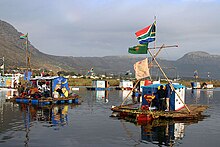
[135,22,156,44]
[128,44,148,54]
[134,58,150,80]
[87,68,94,75]
[20,33,28,39]
[194,70,199,78]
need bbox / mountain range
[0,20,219,79]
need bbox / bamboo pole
[148,45,178,50]
[149,44,165,68]
[148,49,191,113]
[25,36,28,70]
[121,44,178,107]
[121,44,172,106]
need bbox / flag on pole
[87,67,94,75]
[128,44,148,54]
[134,58,150,80]
[20,33,28,39]
[194,70,198,79]
[135,21,156,44]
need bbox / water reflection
[139,120,186,146]
[117,88,211,147]
[16,104,74,146]
[93,90,109,103]
[119,90,132,101]
[0,88,217,146]
[190,89,214,104]
[191,89,201,104]
[119,90,140,104]
[18,104,73,127]
[204,90,214,104]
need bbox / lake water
[0,87,219,147]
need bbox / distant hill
[0,20,219,79]
[0,20,72,72]
[175,51,220,79]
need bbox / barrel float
[23,99,29,104]
[43,101,51,105]
[15,98,22,103]
[31,99,38,105]
[137,114,153,124]
[68,100,73,103]
[74,98,78,104]
[60,100,65,104]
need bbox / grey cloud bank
[0,0,219,60]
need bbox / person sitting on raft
[56,88,64,97]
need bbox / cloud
[0,0,220,59]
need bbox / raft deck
[8,95,80,105]
[111,104,209,121]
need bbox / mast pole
[25,34,28,70]
[2,57,4,75]
[26,33,31,71]
[149,16,156,80]
[154,16,156,51]
[153,16,156,63]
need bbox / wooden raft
[111,104,209,120]
[8,95,80,104]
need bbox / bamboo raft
[111,104,209,123]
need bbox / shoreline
[68,78,220,87]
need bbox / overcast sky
[0,0,219,60]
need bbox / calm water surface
[0,87,219,147]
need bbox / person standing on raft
[165,83,173,111]
[156,85,166,111]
